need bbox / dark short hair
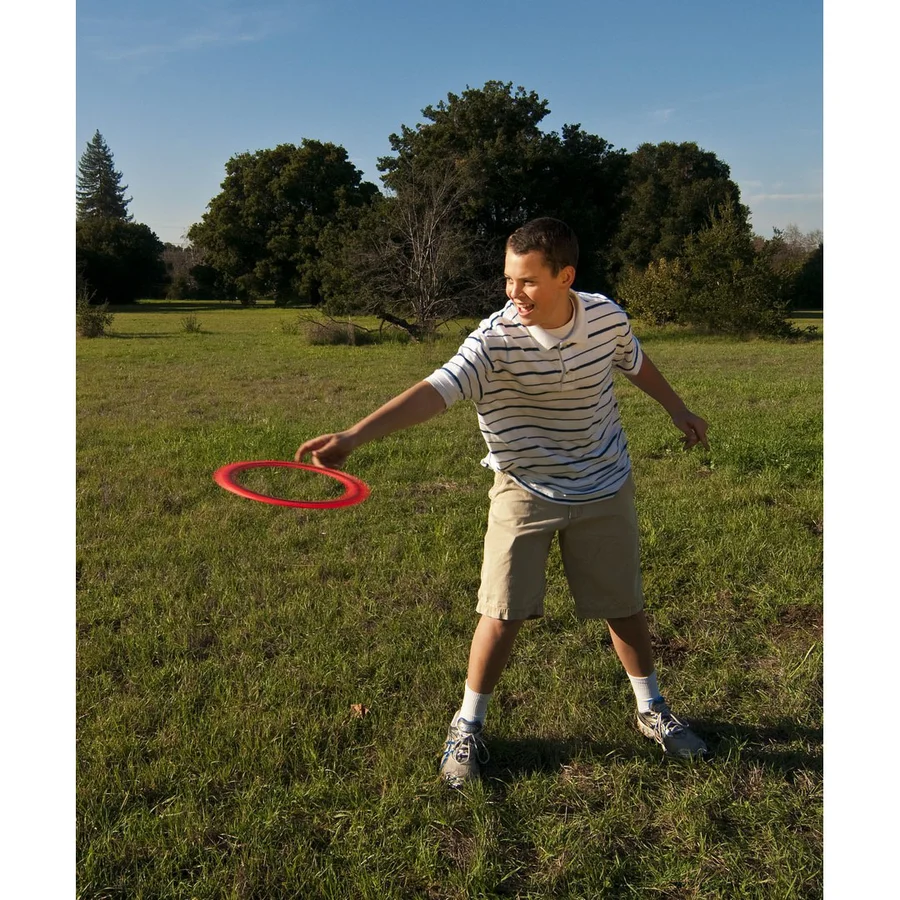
[506,217,579,274]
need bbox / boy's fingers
[295,435,330,462]
[683,414,709,449]
[679,420,709,451]
[693,422,710,450]
[312,451,341,469]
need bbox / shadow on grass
[481,718,821,785]
[693,718,822,775]
[484,735,619,782]
[118,300,316,312]
[114,301,245,312]
[106,333,178,339]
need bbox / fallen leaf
[350,704,369,718]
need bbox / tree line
[76,81,823,337]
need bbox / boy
[296,218,709,786]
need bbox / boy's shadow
[484,717,822,786]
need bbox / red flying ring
[213,460,370,509]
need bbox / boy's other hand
[295,432,356,468]
[671,410,710,451]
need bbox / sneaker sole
[440,773,467,788]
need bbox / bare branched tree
[334,160,494,337]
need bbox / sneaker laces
[648,701,686,737]
[449,722,490,764]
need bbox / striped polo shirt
[425,290,644,503]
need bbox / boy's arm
[294,380,447,468]
[624,352,709,450]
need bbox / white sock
[628,671,662,713]
[454,681,492,726]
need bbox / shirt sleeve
[612,312,644,375]
[424,331,495,407]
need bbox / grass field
[77,301,823,899]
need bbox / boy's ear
[559,265,576,288]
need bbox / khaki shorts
[477,471,644,621]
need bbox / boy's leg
[466,614,526,693]
[606,610,655,677]
[606,609,706,758]
[559,477,708,759]
[440,615,526,788]
[607,609,665,707]
[442,473,562,786]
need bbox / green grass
[78,301,822,899]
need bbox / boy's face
[504,250,575,330]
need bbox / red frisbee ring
[213,460,370,509]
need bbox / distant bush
[617,258,689,326]
[180,314,202,333]
[76,287,114,337]
[619,205,800,338]
[279,317,303,335]
[166,274,193,300]
[305,319,378,346]
[280,314,413,345]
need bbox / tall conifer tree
[76,130,132,221]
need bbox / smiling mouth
[515,303,535,315]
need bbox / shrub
[167,274,193,300]
[180,314,202,333]
[304,319,377,346]
[620,205,802,338]
[680,208,798,337]
[76,287,114,337]
[617,258,689,325]
[279,318,302,335]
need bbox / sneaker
[440,717,489,786]
[637,698,708,759]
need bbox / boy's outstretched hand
[671,409,710,451]
[295,432,357,469]
[293,381,447,471]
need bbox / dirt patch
[776,604,823,632]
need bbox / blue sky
[76,0,823,246]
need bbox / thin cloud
[83,4,295,65]
[748,193,823,203]
[101,28,264,62]
[650,108,676,123]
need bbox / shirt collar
[525,291,588,350]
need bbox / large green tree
[378,81,629,295]
[539,124,630,291]
[76,130,132,221]
[379,82,551,241]
[76,217,166,304]
[188,140,379,305]
[612,141,749,277]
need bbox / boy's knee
[606,610,646,625]
[478,614,526,636]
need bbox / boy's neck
[544,291,575,330]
